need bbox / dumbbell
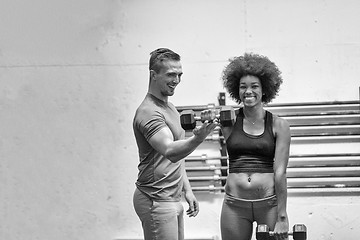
[180,106,236,130]
[256,224,307,240]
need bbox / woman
[220,53,290,240]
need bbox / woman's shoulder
[269,112,290,129]
[269,112,290,140]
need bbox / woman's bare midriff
[225,172,275,199]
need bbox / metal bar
[290,135,360,143]
[188,176,360,187]
[291,132,360,137]
[186,165,229,171]
[288,177,360,187]
[284,114,360,125]
[115,238,217,240]
[290,125,360,135]
[287,166,360,177]
[192,185,360,197]
[185,154,228,161]
[188,175,227,181]
[192,185,360,194]
[263,100,360,107]
[288,155,360,167]
[290,153,360,158]
[199,134,360,142]
[187,166,360,176]
[176,100,360,112]
[195,132,360,142]
[186,153,360,165]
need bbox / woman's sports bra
[226,108,276,173]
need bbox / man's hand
[184,190,199,217]
[192,119,218,141]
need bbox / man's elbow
[165,152,182,163]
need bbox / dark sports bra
[226,108,276,173]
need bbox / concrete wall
[1,0,359,240]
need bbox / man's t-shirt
[133,93,185,201]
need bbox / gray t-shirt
[133,93,185,201]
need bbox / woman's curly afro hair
[222,53,283,104]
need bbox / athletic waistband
[224,193,277,208]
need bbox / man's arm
[182,162,199,217]
[148,120,218,163]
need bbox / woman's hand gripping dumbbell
[256,224,307,240]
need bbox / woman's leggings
[220,194,278,240]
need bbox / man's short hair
[149,48,181,73]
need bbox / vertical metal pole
[218,92,228,188]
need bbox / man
[133,48,217,240]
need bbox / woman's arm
[273,116,291,236]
